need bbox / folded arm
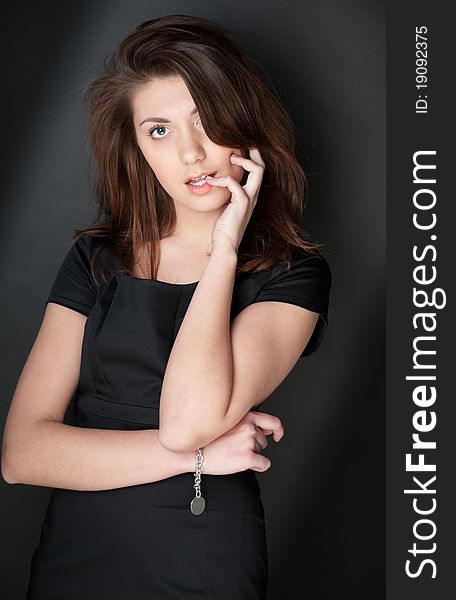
[158,244,319,453]
[1,304,195,491]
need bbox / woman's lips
[185,178,214,195]
[184,173,217,195]
[185,172,216,184]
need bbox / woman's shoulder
[257,246,332,285]
[234,245,331,304]
[284,246,330,268]
[45,234,99,316]
[231,245,333,356]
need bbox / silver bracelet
[190,447,206,515]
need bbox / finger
[230,153,264,171]
[243,166,264,202]
[249,411,284,442]
[261,429,274,438]
[252,456,271,472]
[254,431,268,450]
[233,147,265,169]
[252,439,264,454]
[230,153,264,200]
[248,147,266,169]
[205,174,248,203]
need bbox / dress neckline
[122,272,199,287]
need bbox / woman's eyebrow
[139,106,198,126]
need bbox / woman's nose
[179,132,206,164]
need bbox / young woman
[2,15,331,599]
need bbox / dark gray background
[0,1,385,598]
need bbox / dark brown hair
[76,14,325,284]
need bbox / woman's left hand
[207,147,265,253]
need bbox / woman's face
[132,75,245,212]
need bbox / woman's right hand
[201,410,284,475]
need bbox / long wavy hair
[75,14,326,284]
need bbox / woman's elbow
[1,452,19,484]
[2,424,33,485]
[158,426,201,454]
[2,469,18,485]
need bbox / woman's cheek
[147,167,170,192]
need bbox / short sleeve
[45,235,98,317]
[253,252,332,357]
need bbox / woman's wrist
[181,449,200,474]
[178,447,205,476]
[209,239,238,265]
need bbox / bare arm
[159,244,237,451]
[158,152,319,453]
[1,303,194,491]
[158,243,306,454]
[3,421,194,491]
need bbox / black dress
[26,234,331,600]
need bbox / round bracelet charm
[190,495,206,515]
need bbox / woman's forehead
[132,76,195,122]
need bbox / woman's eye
[148,126,168,140]
[147,118,201,140]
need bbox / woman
[2,14,331,599]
